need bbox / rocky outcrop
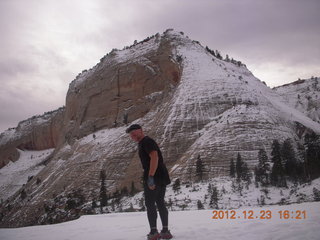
[0,107,64,168]
[59,32,181,146]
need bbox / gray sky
[0,0,319,133]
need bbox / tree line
[229,133,320,188]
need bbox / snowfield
[0,149,54,201]
[0,201,319,240]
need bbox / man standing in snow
[126,124,172,240]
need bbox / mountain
[0,29,320,227]
[274,77,320,124]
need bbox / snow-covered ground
[0,148,54,201]
[1,201,319,240]
[111,176,320,213]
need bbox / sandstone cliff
[0,107,64,168]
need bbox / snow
[115,177,320,213]
[274,78,320,124]
[161,31,320,143]
[0,148,54,201]
[0,201,319,240]
[245,76,320,134]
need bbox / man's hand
[147,176,156,190]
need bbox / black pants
[144,182,168,231]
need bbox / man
[126,124,173,240]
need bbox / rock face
[60,33,181,145]
[0,107,64,168]
[0,29,319,227]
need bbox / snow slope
[274,78,320,124]
[0,149,54,201]
[1,201,319,240]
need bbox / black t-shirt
[138,136,171,186]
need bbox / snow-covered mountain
[0,29,319,227]
[274,77,320,124]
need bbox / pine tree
[241,162,251,184]
[313,187,320,201]
[236,153,243,180]
[167,198,173,211]
[271,140,286,187]
[215,50,222,60]
[92,199,97,209]
[257,149,270,185]
[197,200,204,210]
[305,133,320,180]
[172,178,181,193]
[230,159,235,178]
[282,139,299,181]
[207,183,213,195]
[209,186,219,209]
[196,155,204,181]
[99,170,108,208]
[225,54,230,62]
[235,153,250,183]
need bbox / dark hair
[126,124,142,133]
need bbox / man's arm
[148,150,158,177]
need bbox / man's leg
[155,185,168,230]
[144,182,158,232]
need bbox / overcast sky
[0,0,319,133]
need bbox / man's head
[126,124,144,142]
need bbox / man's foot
[160,229,173,239]
[147,230,160,240]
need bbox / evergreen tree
[282,139,299,181]
[241,162,251,184]
[254,166,260,186]
[197,200,204,210]
[229,159,235,178]
[99,170,108,208]
[92,199,97,209]
[257,149,270,185]
[305,133,320,180]
[196,155,205,181]
[172,178,181,193]
[236,153,243,180]
[296,142,308,182]
[271,140,286,187]
[215,50,222,60]
[167,198,173,211]
[209,186,219,209]
[235,153,250,183]
[207,183,213,195]
[225,54,230,62]
[313,187,320,201]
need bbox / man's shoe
[147,231,160,240]
[160,229,173,239]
